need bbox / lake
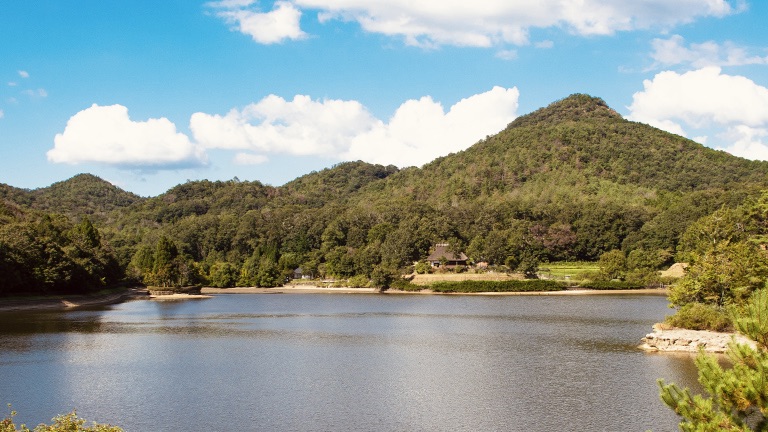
[0,293,699,431]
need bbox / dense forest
[3,94,768,296]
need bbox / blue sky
[1,0,767,196]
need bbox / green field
[538,262,600,282]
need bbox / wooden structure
[427,243,468,268]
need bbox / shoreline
[639,324,756,353]
[149,293,213,300]
[203,286,668,296]
[0,285,668,312]
[0,287,148,313]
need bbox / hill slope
[372,94,767,205]
[4,94,768,291]
[0,174,143,221]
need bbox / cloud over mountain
[627,67,768,161]
[48,104,207,169]
[51,88,519,171]
[191,86,520,168]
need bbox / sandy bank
[385,288,667,296]
[201,286,666,296]
[0,286,668,312]
[149,293,213,300]
[202,286,379,295]
[0,287,148,313]
[639,324,756,353]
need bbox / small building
[427,243,468,268]
[293,267,312,280]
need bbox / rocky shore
[639,324,756,353]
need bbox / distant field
[538,262,600,281]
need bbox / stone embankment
[639,323,756,353]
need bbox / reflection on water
[0,294,700,431]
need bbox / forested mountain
[0,173,143,222]
[3,94,768,294]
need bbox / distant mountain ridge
[0,173,143,221]
[384,93,768,203]
[3,93,768,277]
[6,94,764,208]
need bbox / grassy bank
[396,279,565,293]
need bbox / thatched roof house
[427,243,468,268]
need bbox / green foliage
[0,174,142,224]
[0,214,120,296]
[388,278,420,291]
[128,237,201,288]
[370,265,399,288]
[515,252,540,279]
[577,280,646,290]
[5,95,768,295]
[659,289,768,431]
[253,260,282,288]
[677,207,748,263]
[1,406,123,432]
[208,262,239,288]
[414,260,432,274]
[664,303,733,332]
[346,275,370,288]
[428,279,564,293]
[669,241,768,308]
[598,249,626,280]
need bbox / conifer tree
[659,288,768,431]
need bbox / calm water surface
[0,293,699,431]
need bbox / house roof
[427,243,468,262]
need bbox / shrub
[578,280,646,290]
[428,279,564,293]
[388,278,421,291]
[346,275,370,288]
[664,302,733,332]
[414,261,432,274]
[2,407,123,432]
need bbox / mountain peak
[508,93,622,128]
[29,173,142,218]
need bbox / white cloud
[18,70,29,79]
[496,49,518,61]
[345,86,520,166]
[191,87,519,168]
[49,104,207,169]
[296,0,738,47]
[0,109,4,119]
[628,67,768,131]
[234,153,269,165]
[7,82,17,87]
[191,94,377,155]
[22,88,47,99]
[716,125,768,160]
[208,0,306,44]
[627,67,768,161]
[650,35,768,69]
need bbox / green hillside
[0,173,143,222]
[3,93,768,294]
